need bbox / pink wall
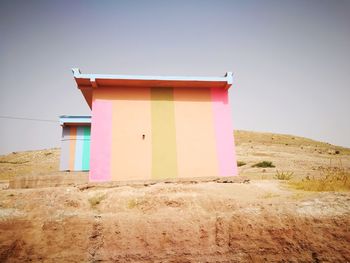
[89,100,112,182]
[211,88,238,176]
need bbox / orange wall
[89,86,237,182]
[93,87,152,181]
[173,88,218,178]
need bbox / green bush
[237,161,246,167]
[252,161,275,168]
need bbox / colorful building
[61,68,238,181]
[59,116,91,171]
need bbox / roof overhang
[72,68,233,109]
[59,115,91,127]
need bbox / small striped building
[60,69,238,181]
[59,116,91,171]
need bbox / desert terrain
[0,130,349,262]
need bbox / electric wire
[0,115,58,123]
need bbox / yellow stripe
[151,87,178,179]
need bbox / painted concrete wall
[89,86,237,182]
[60,125,91,171]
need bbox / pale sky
[0,0,349,154]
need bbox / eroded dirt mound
[0,181,349,262]
[1,131,350,262]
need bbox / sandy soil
[0,130,349,262]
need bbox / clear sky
[0,0,349,154]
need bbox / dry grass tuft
[88,193,106,209]
[274,170,294,180]
[262,192,280,199]
[127,199,138,209]
[290,160,350,192]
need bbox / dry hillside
[1,130,349,181]
[0,130,349,262]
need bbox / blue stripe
[74,126,84,170]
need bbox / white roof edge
[59,115,91,126]
[225,72,233,85]
[59,115,91,118]
[72,68,233,83]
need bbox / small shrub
[274,170,294,180]
[88,194,106,209]
[237,161,246,167]
[252,161,275,168]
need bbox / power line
[0,115,58,123]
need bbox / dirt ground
[0,130,349,262]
